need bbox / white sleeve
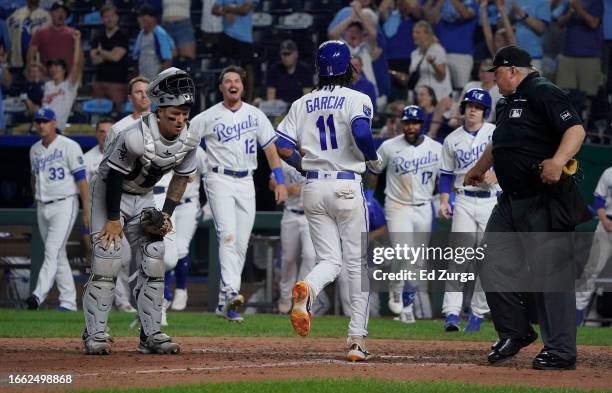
[256,110,277,149]
[276,102,298,147]
[189,112,207,140]
[594,170,611,198]
[440,138,454,174]
[67,142,86,174]
[196,147,207,175]
[29,147,36,174]
[174,147,198,176]
[370,143,388,174]
[347,92,374,126]
[431,44,447,65]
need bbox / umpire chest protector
[123,113,199,194]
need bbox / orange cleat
[290,281,313,336]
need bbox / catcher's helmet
[400,105,425,123]
[317,40,351,77]
[460,88,492,118]
[147,67,195,108]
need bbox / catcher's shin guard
[134,240,166,336]
[83,241,123,336]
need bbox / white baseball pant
[576,222,612,310]
[32,196,78,310]
[279,210,316,301]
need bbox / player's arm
[269,178,300,195]
[76,176,90,231]
[68,30,84,86]
[438,172,455,219]
[100,168,125,249]
[263,144,289,204]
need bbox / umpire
[465,46,590,370]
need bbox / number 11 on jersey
[317,115,338,151]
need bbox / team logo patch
[509,108,522,118]
[560,110,572,121]
[118,142,128,161]
[78,156,84,165]
[363,104,372,118]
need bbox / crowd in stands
[0,0,610,143]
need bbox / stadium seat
[82,98,113,114]
[253,12,274,28]
[277,12,313,30]
[82,11,102,25]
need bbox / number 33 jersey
[276,86,374,174]
[30,134,86,203]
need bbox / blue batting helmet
[400,105,425,123]
[317,40,351,77]
[460,88,492,119]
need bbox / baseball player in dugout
[82,67,199,355]
[439,88,498,333]
[189,65,288,323]
[27,108,89,311]
[275,40,378,362]
[365,105,441,324]
[465,45,591,370]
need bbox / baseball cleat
[26,295,39,310]
[388,291,403,315]
[83,330,112,355]
[399,304,416,324]
[226,309,244,323]
[464,314,482,333]
[291,281,313,336]
[171,289,188,311]
[346,336,369,362]
[226,293,244,313]
[138,332,180,354]
[444,314,460,332]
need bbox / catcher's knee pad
[140,240,166,278]
[134,240,165,336]
[90,240,123,277]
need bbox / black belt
[289,209,305,215]
[41,196,69,205]
[212,167,251,178]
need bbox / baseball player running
[576,167,612,324]
[155,146,207,323]
[439,88,497,332]
[26,108,89,311]
[190,66,288,322]
[82,67,199,355]
[276,40,378,362]
[365,105,441,323]
[83,118,136,313]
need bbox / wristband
[162,198,179,216]
[272,167,285,185]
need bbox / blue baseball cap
[34,108,56,121]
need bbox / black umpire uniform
[480,46,589,370]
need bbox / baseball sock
[175,256,190,290]
[164,271,174,301]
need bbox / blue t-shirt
[564,0,603,57]
[513,0,551,59]
[384,11,415,59]
[604,0,612,39]
[436,2,479,55]
[327,7,352,33]
[216,0,259,43]
[373,27,391,98]
[352,74,378,114]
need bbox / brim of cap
[486,65,498,72]
[400,118,424,122]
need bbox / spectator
[0,47,13,133]
[133,5,175,81]
[162,0,196,71]
[27,1,80,73]
[379,0,421,89]
[6,0,50,68]
[328,0,379,33]
[409,20,452,102]
[212,0,257,102]
[556,0,603,102]
[424,0,479,91]
[90,4,129,112]
[350,55,377,114]
[200,0,223,47]
[23,62,45,115]
[379,100,406,138]
[480,0,516,57]
[508,0,551,70]
[41,30,83,131]
[0,17,9,59]
[415,85,437,136]
[265,40,313,105]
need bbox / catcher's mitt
[140,207,172,236]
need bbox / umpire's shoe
[487,331,538,364]
[532,351,576,370]
[26,295,39,310]
[83,330,112,355]
[291,281,313,336]
[138,331,180,354]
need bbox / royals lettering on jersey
[441,123,501,192]
[374,135,442,205]
[190,102,276,171]
[276,86,373,174]
[30,135,86,202]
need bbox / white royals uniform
[576,167,612,310]
[83,144,133,311]
[30,134,86,310]
[190,102,277,308]
[371,134,442,312]
[440,122,499,319]
[276,86,373,338]
[154,147,207,270]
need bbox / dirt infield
[1,337,611,392]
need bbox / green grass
[1,309,610,346]
[64,379,611,393]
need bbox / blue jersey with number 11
[276,86,374,174]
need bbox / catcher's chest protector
[123,113,199,194]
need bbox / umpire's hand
[539,158,564,184]
[464,167,485,187]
